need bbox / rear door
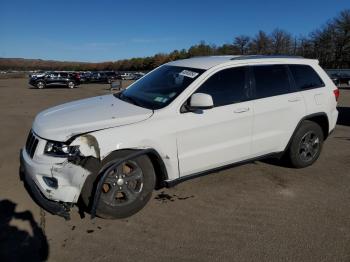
[176,66,254,176]
[45,72,58,85]
[250,64,306,156]
[59,72,69,85]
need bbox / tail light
[333,88,339,101]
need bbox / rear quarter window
[289,65,325,90]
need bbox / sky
[0,0,349,62]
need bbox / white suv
[20,55,339,220]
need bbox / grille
[25,130,39,158]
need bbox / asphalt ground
[0,78,350,261]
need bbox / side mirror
[188,93,214,110]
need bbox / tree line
[0,9,349,71]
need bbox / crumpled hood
[33,94,153,141]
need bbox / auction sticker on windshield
[179,70,199,78]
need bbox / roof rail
[230,55,304,60]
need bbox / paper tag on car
[154,97,168,103]
[179,70,199,78]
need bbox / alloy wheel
[68,82,75,88]
[298,131,320,163]
[37,82,44,89]
[100,161,144,207]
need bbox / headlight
[44,141,79,157]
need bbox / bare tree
[233,35,250,55]
[270,29,293,54]
[333,9,350,67]
[249,31,272,54]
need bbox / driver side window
[195,67,249,107]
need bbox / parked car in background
[329,73,350,87]
[81,72,93,83]
[133,72,146,80]
[21,55,338,220]
[90,71,117,83]
[29,71,46,78]
[105,71,118,83]
[29,71,80,89]
[120,72,135,80]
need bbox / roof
[166,55,314,70]
[167,56,237,70]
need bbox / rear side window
[289,65,325,90]
[252,65,291,99]
[195,67,248,107]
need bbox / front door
[176,66,254,177]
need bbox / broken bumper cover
[19,140,91,202]
[20,149,71,220]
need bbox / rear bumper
[331,108,339,131]
[20,149,71,220]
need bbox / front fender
[72,121,179,181]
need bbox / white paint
[189,93,213,108]
[21,147,90,203]
[33,94,153,141]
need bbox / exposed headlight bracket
[44,141,80,157]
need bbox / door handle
[288,97,302,102]
[234,107,250,113]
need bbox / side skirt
[165,152,284,188]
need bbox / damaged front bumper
[20,149,71,219]
[20,145,92,219]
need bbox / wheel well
[303,114,329,140]
[80,149,168,209]
[145,152,168,190]
[101,149,168,190]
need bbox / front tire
[36,81,45,89]
[287,120,324,168]
[91,155,155,219]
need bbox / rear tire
[67,81,75,89]
[287,120,324,168]
[84,155,155,219]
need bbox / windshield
[116,65,205,110]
